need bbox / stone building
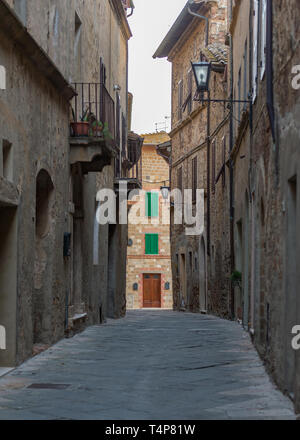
[154,0,230,316]
[229,0,300,413]
[126,132,173,310]
[0,0,135,368]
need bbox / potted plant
[89,120,112,141]
[230,270,242,289]
[70,107,90,137]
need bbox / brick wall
[126,133,173,309]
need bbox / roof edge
[153,1,206,59]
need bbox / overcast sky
[128,0,187,135]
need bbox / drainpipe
[229,0,235,320]
[187,0,209,47]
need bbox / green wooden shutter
[145,234,159,255]
[146,192,159,217]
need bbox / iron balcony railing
[126,134,143,182]
[70,82,115,140]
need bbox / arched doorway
[243,191,250,330]
[0,206,17,366]
[33,169,54,344]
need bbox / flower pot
[70,122,89,137]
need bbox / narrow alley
[0,311,295,420]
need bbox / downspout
[229,0,235,319]
[187,1,209,47]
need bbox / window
[145,234,159,255]
[183,70,193,114]
[178,80,183,121]
[260,0,267,79]
[146,192,159,218]
[189,251,193,272]
[2,140,13,182]
[192,157,197,203]
[252,0,259,101]
[177,167,183,192]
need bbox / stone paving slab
[0,310,296,420]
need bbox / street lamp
[190,59,252,262]
[191,61,211,92]
[160,185,170,201]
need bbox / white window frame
[260,0,267,80]
[252,0,259,102]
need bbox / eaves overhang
[153,1,206,59]
[110,0,133,41]
[0,0,75,101]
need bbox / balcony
[69,82,118,174]
[115,132,143,192]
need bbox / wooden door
[143,274,161,308]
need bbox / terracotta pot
[70,122,89,137]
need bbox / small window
[145,234,159,255]
[146,192,159,218]
[2,140,13,182]
[177,167,183,192]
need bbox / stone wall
[169,1,229,315]
[0,0,130,366]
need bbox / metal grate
[27,383,70,390]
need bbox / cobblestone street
[0,311,296,420]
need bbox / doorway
[143,274,161,308]
[179,254,187,308]
[199,237,207,312]
[0,206,17,367]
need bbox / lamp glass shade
[191,62,211,91]
[160,186,170,200]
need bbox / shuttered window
[146,192,159,217]
[192,157,197,202]
[177,167,183,192]
[145,234,159,255]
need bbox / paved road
[0,310,296,420]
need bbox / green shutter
[145,234,159,255]
[146,192,159,217]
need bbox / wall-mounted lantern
[128,238,133,247]
[191,61,211,92]
[133,283,138,291]
[160,185,170,201]
[165,282,170,291]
